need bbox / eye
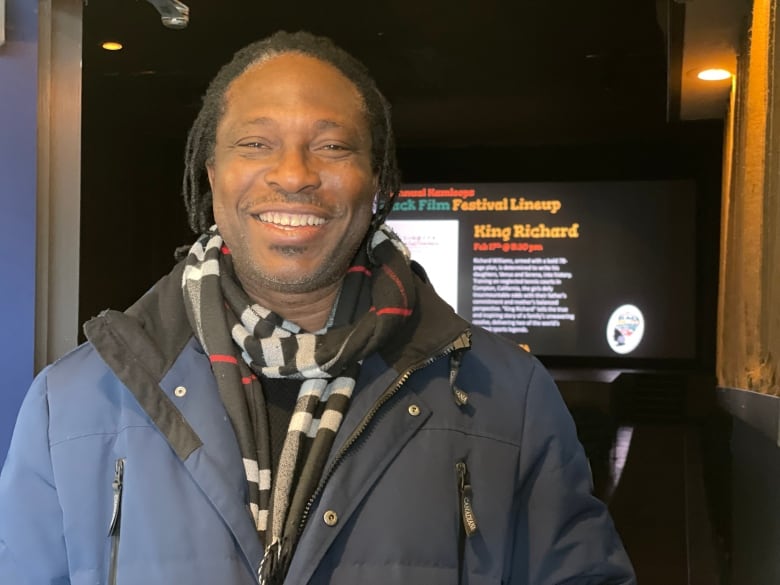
[237,141,270,149]
[321,143,348,151]
[315,142,355,159]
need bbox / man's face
[208,53,376,296]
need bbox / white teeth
[256,212,326,227]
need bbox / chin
[250,265,342,295]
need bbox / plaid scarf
[181,225,414,582]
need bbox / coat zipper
[280,331,471,555]
[108,458,125,585]
[257,330,471,583]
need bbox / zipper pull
[108,458,125,536]
[258,539,283,585]
[449,350,469,406]
[456,461,478,536]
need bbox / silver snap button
[323,510,339,526]
[174,386,187,398]
[408,404,421,417]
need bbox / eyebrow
[313,119,345,131]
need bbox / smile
[254,212,327,227]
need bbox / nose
[264,146,321,194]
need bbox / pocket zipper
[456,460,478,536]
[108,458,125,585]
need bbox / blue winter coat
[0,263,635,584]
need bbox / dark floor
[562,373,732,585]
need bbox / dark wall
[730,416,780,584]
[717,387,780,585]
[79,75,198,329]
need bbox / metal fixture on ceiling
[145,0,189,29]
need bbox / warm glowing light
[697,68,732,81]
[101,41,123,51]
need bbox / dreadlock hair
[182,30,401,236]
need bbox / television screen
[386,181,696,360]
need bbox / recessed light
[697,68,732,81]
[102,41,123,52]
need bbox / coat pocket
[107,458,125,585]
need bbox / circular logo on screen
[606,304,645,354]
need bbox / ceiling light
[101,41,123,52]
[697,68,732,81]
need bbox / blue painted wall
[0,1,39,467]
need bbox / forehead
[221,53,368,128]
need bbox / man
[0,31,635,584]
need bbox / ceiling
[82,0,750,148]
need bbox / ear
[206,158,215,190]
[371,174,380,206]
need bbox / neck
[242,281,342,333]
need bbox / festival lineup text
[395,187,581,253]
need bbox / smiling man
[0,31,635,585]
[207,53,377,331]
